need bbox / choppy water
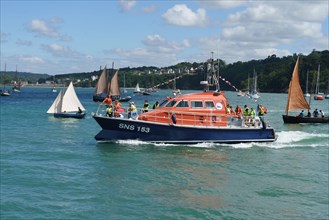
[1,87,328,219]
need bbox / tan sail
[95,65,109,95]
[109,70,121,97]
[285,57,310,114]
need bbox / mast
[315,64,320,94]
[305,70,309,94]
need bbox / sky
[1,0,328,75]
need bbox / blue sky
[1,0,328,75]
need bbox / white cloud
[28,19,59,37]
[200,0,246,9]
[18,55,44,64]
[41,43,81,57]
[106,34,190,67]
[119,0,137,11]
[162,4,208,27]
[215,1,329,61]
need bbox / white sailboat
[1,63,10,96]
[249,68,260,99]
[47,81,86,118]
[134,83,141,93]
[12,65,21,93]
[51,76,57,93]
[314,64,324,100]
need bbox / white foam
[276,130,328,143]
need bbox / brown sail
[109,70,121,97]
[95,65,109,95]
[285,57,310,114]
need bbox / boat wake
[113,130,328,149]
[230,131,328,149]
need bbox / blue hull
[93,116,276,144]
[54,112,86,119]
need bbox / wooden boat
[47,81,86,119]
[93,56,277,144]
[109,70,131,102]
[282,57,329,124]
[93,66,109,102]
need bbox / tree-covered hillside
[1,50,328,93]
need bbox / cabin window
[205,101,214,108]
[191,101,203,108]
[165,100,177,107]
[176,100,189,108]
[159,100,169,107]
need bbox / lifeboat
[93,58,277,144]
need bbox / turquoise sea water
[1,87,328,219]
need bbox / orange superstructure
[138,91,240,127]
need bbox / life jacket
[143,102,149,110]
[153,102,159,109]
[243,107,249,116]
[249,109,255,117]
[106,106,113,116]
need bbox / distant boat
[47,81,86,119]
[304,70,310,97]
[109,69,131,102]
[249,68,260,99]
[1,64,11,96]
[51,76,57,93]
[237,90,244,96]
[134,83,141,94]
[0,89,10,96]
[314,64,324,100]
[282,57,328,124]
[172,76,181,96]
[12,65,21,93]
[93,66,109,102]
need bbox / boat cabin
[138,91,234,127]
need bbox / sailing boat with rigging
[109,70,131,102]
[134,83,141,94]
[47,81,86,119]
[51,76,57,93]
[282,57,328,123]
[1,64,10,96]
[93,65,109,102]
[249,68,260,99]
[12,65,21,93]
[314,64,324,100]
